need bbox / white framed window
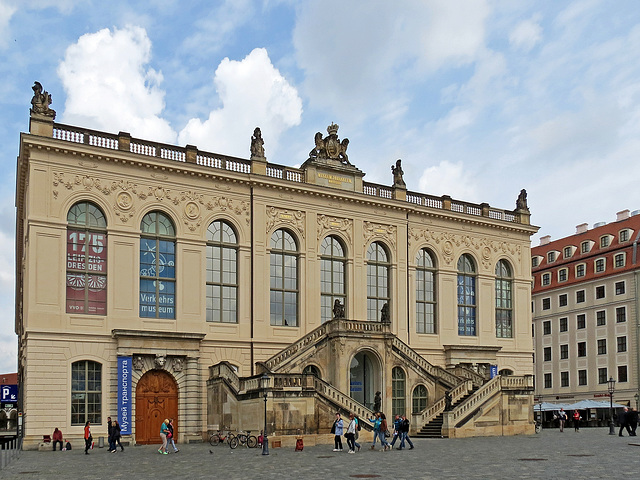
[542,273,551,286]
[594,258,605,273]
[600,235,611,248]
[547,251,557,263]
[576,264,586,278]
[563,246,574,259]
[619,229,629,243]
[558,268,568,282]
[580,241,591,253]
[614,253,625,268]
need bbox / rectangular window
[598,368,608,384]
[577,314,585,329]
[66,230,107,315]
[544,373,552,389]
[597,339,607,355]
[615,254,625,268]
[559,317,568,332]
[561,371,569,387]
[564,247,572,258]
[618,366,628,383]
[617,336,627,353]
[559,294,567,307]
[543,347,551,361]
[600,236,610,248]
[578,369,587,386]
[71,360,102,425]
[558,269,567,282]
[576,290,585,303]
[560,344,568,359]
[616,306,626,323]
[542,273,550,286]
[532,257,539,267]
[581,241,590,253]
[577,342,586,357]
[543,321,551,335]
[542,298,551,310]
[596,310,606,326]
[595,259,605,272]
[615,281,625,295]
[595,285,605,299]
[620,230,629,242]
[548,252,556,263]
[576,264,585,277]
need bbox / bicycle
[209,430,234,446]
[229,430,258,449]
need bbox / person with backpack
[369,412,390,451]
[331,412,344,452]
[399,414,414,449]
[111,420,124,452]
[389,415,402,449]
[345,413,357,453]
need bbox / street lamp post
[608,377,616,435]
[634,392,639,411]
[262,373,269,456]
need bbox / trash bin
[98,436,104,448]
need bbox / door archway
[135,370,178,444]
[349,351,381,410]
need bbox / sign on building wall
[1,385,17,403]
[490,365,498,379]
[118,356,132,435]
[66,230,107,314]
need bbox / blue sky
[1,0,640,373]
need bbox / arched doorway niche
[349,350,382,410]
[135,370,178,444]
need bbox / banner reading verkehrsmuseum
[118,356,132,435]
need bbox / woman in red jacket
[84,421,92,454]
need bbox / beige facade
[17,97,538,448]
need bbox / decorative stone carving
[516,189,529,212]
[250,127,265,160]
[308,123,350,165]
[30,81,56,118]
[116,192,133,210]
[172,357,184,372]
[363,222,397,251]
[391,159,405,187]
[317,215,352,244]
[380,302,390,324]
[266,207,305,240]
[332,299,345,319]
[154,354,166,369]
[133,356,145,371]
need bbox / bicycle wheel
[229,437,239,449]
[210,434,220,446]
[226,433,235,445]
[247,435,258,448]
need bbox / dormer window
[619,229,630,243]
[532,256,539,268]
[547,251,557,263]
[600,235,611,248]
[581,241,591,254]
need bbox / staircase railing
[449,365,486,387]
[448,375,502,426]
[311,376,375,427]
[263,322,330,371]
[391,337,460,388]
[416,380,473,427]
[208,362,241,392]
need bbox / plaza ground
[1,428,639,479]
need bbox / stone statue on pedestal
[392,159,405,187]
[250,127,265,159]
[30,81,56,118]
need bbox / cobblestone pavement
[2,429,639,480]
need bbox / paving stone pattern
[2,428,639,480]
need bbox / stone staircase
[415,386,478,438]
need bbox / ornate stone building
[16,83,537,448]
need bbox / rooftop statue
[308,123,350,165]
[250,127,265,160]
[30,81,56,118]
[392,159,406,187]
[516,189,529,212]
[332,299,345,320]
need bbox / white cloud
[57,26,176,143]
[0,1,17,49]
[418,160,477,200]
[509,15,543,52]
[178,47,302,158]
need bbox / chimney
[576,223,588,234]
[616,210,630,222]
[540,235,551,246]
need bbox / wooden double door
[135,370,178,444]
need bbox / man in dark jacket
[399,414,414,450]
[618,407,631,437]
[107,416,115,451]
[628,408,638,436]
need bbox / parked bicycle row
[208,430,264,449]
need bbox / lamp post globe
[607,377,616,435]
[262,373,270,455]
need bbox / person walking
[389,414,402,449]
[628,408,638,436]
[112,420,124,452]
[619,407,631,437]
[167,418,179,453]
[52,428,63,451]
[353,416,362,452]
[331,412,344,452]
[83,421,92,455]
[572,410,581,432]
[159,419,169,454]
[107,416,115,452]
[399,414,414,449]
[345,413,357,453]
[557,408,567,432]
[369,412,390,451]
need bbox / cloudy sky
[1,0,640,373]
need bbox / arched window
[140,211,176,319]
[206,220,238,323]
[495,259,513,338]
[66,201,107,315]
[457,254,477,336]
[320,235,346,323]
[270,229,298,326]
[71,360,102,425]
[412,385,428,413]
[302,365,321,378]
[416,248,436,333]
[367,242,390,322]
[392,367,406,416]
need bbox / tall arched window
[140,211,176,319]
[206,220,238,323]
[66,201,107,315]
[457,254,477,336]
[416,248,436,333]
[367,242,390,322]
[320,235,346,323]
[71,360,102,425]
[392,367,406,416]
[495,259,513,338]
[412,385,428,413]
[270,229,298,326]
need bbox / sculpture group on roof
[30,81,56,118]
[308,123,350,165]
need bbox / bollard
[98,436,104,448]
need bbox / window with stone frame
[577,342,586,357]
[576,264,586,278]
[543,346,551,361]
[543,320,551,335]
[416,248,437,334]
[544,373,552,388]
[367,242,391,322]
[320,235,347,323]
[495,260,513,338]
[614,253,625,268]
[558,268,568,282]
[617,336,627,353]
[619,229,629,242]
[578,370,587,386]
[206,220,238,323]
[595,285,605,299]
[597,339,607,355]
[598,368,608,384]
[457,254,477,336]
[559,317,568,332]
[596,310,606,326]
[392,367,406,417]
[270,229,299,326]
[71,360,102,425]
[615,281,625,295]
[561,371,569,387]
[616,306,626,323]
[595,258,605,273]
[559,294,567,307]
[577,314,586,329]
[618,365,628,383]
[560,344,568,359]
[576,290,585,303]
[412,385,428,414]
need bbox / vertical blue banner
[118,356,132,435]
[490,365,498,379]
